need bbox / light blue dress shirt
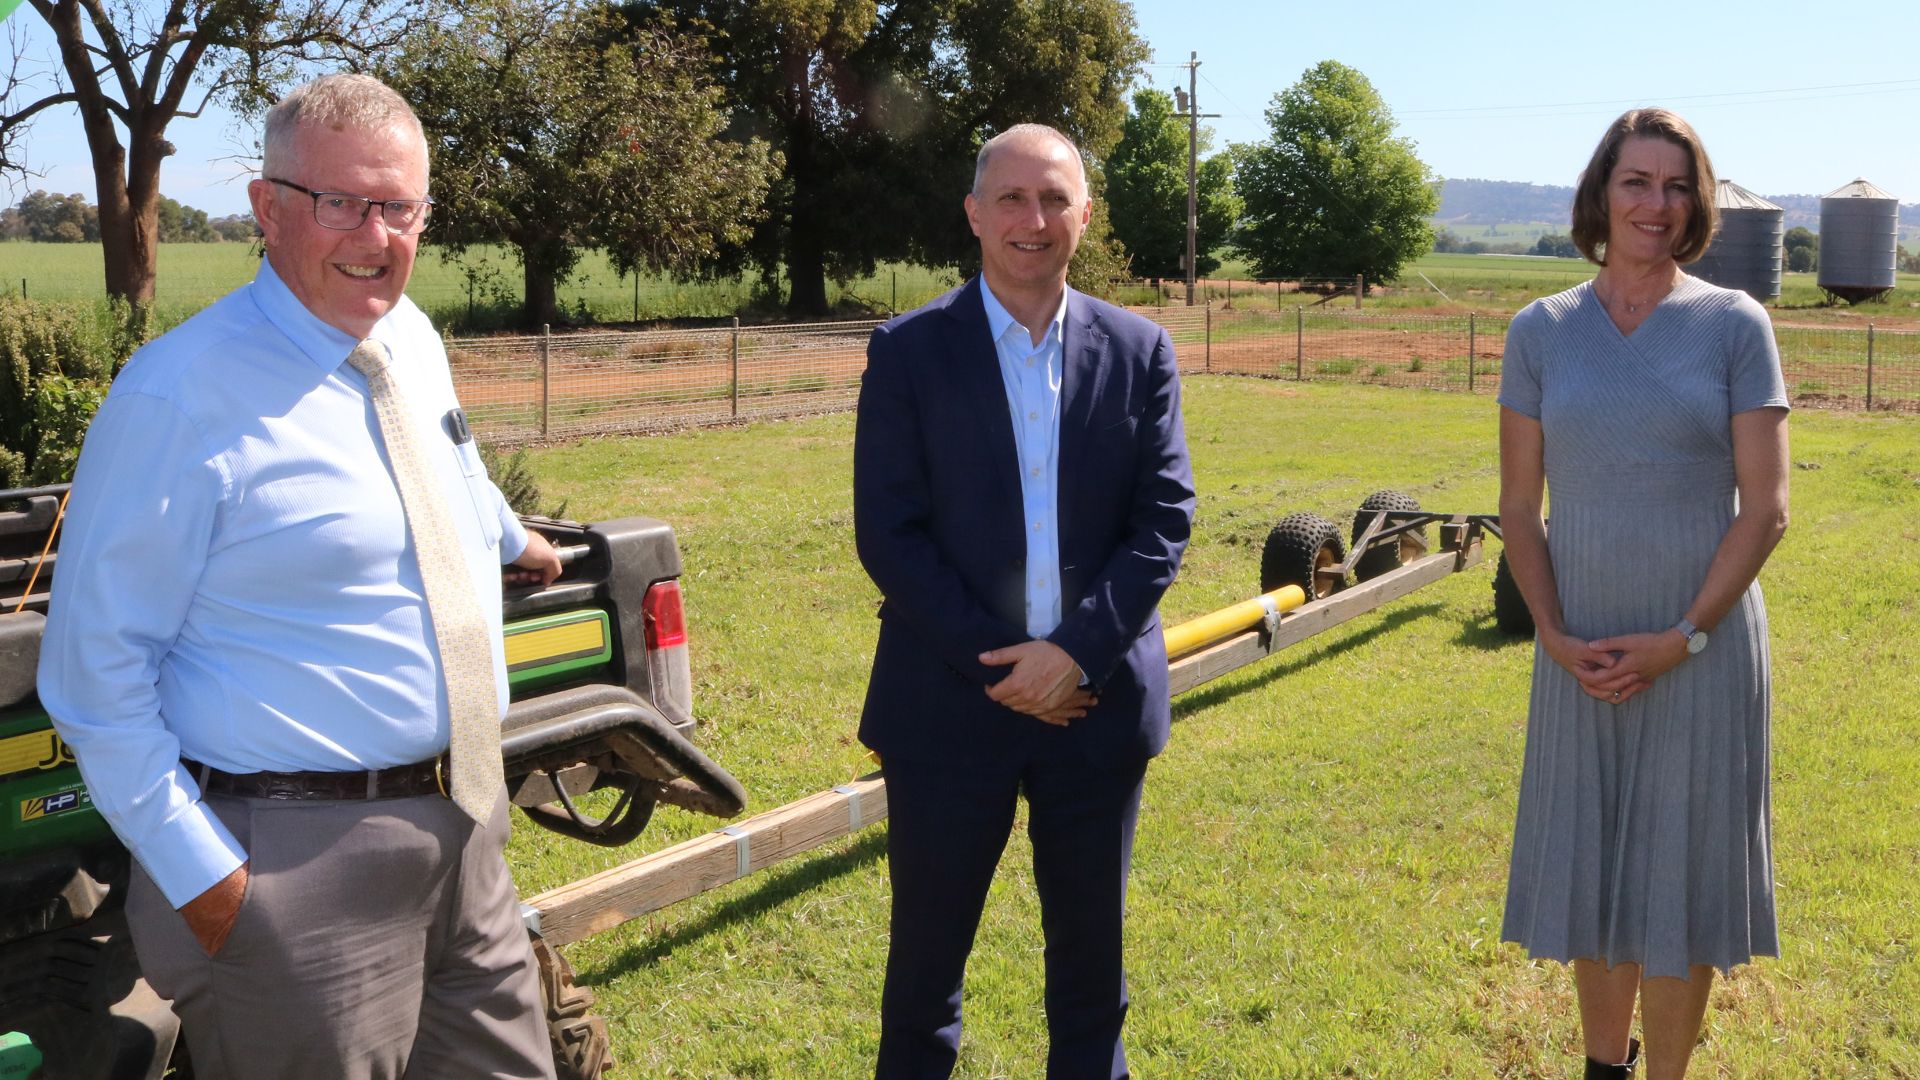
[979,278,1069,640]
[37,258,528,907]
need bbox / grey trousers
[125,789,555,1080]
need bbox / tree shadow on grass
[1171,601,1443,719]
[579,827,889,985]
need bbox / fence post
[1226,279,1233,308]
[632,272,640,323]
[1295,306,1304,380]
[891,271,897,313]
[539,324,551,438]
[1204,302,1212,372]
[467,277,475,325]
[1866,322,1875,411]
[1468,312,1477,392]
[1354,274,1364,309]
[730,316,741,419]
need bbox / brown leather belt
[182,757,448,801]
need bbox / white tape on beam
[833,784,862,831]
[1260,592,1283,635]
[720,824,749,879]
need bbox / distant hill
[1435,178,1919,236]
[1433,179,1574,226]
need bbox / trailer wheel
[1260,512,1346,598]
[1350,490,1424,582]
[1491,550,1534,637]
[533,933,611,1079]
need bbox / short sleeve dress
[1496,275,1788,979]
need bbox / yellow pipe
[1162,585,1307,659]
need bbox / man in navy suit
[853,123,1196,1080]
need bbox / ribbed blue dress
[1497,275,1788,979]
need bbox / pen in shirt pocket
[443,408,473,445]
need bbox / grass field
[0,240,963,331]
[501,379,1920,1077]
[6,240,1917,335]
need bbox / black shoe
[1584,1037,1640,1078]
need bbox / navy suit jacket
[853,277,1196,768]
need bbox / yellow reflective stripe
[503,619,607,669]
[0,729,68,776]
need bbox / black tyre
[1350,490,1424,582]
[535,934,612,1079]
[1491,549,1534,637]
[1260,512,1346,599]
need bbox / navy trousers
[875,740,1148,1080]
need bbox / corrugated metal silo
[1817,179,1898,303]
[1694,180,1782,301]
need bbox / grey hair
[971,124,1087,197]
[261,73,427,178]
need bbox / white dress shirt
[979,278,1069,640]
[37,258,528,907]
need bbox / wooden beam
[527,773,888,946]
[527,537,1484,945]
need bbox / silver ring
[1611,691,1620,701]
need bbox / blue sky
[6,1,1919,217]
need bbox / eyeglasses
[269,178,434,235]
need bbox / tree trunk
[100,121,169,306]
[522,256,560,329]
[784,224,829,318]
[778,65,831,318]
[49,0,157,307]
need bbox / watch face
[1686,631,1708,654]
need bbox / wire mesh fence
[450,320,880,443]
[450,306,1915,445]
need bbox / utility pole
[1173,53,1219,307]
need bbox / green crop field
[0,240,963,331]
[7,242,1917,335]
[502,379,1919,1077]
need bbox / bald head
[972,124,1087,201]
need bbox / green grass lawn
[504,379,1920,1077]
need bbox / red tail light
[642,580,687,649]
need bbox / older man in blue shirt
[38,74,560,1079]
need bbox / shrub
[0,296,148,484]
[27,374,110,484]
[480,440,568,519]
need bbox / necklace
[1595,275,1679,315]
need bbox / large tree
[1102,88,1238,281]
[0,0,415,304]
[639,0,1147,315]
[1235,61,1437,285]
[378,0,778,327]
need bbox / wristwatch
[1673,618,1708,655]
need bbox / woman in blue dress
[1497,109,1791,1079]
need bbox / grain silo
[1817,179,1898,303]
[1694,180,1782,301]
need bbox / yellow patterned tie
[347,338,503,822]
